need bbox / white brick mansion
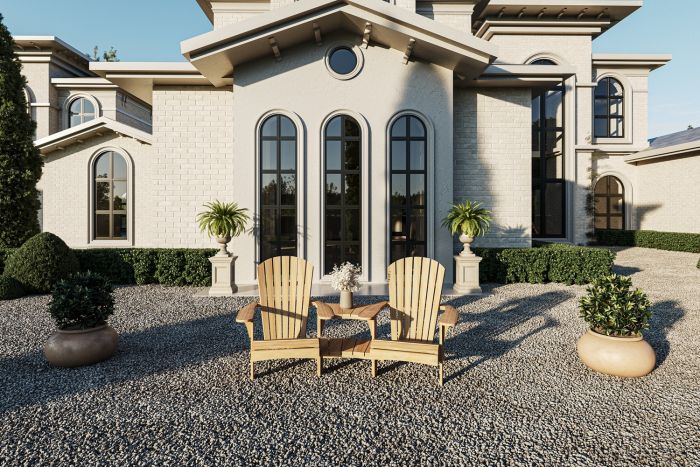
[16,0,699,285]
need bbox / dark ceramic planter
[44,324,118,368]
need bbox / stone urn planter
[44,324,119,368]
[216,235,232,256]
[458,234,475,257]
[576,329,656,378]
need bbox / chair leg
[250,360,255,381]
[438,363,444,386]
[371,359,377,378]
[316,357,322,376]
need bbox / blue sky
[1,0,697,137]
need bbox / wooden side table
[312,301,388,370]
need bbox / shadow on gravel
[613,265,642,276]
[0,312,247,413]
[443,290,571,384]
[645,300,685,367]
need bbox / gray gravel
[0,247,698,465]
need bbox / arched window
[390,115,427,262]
[531,58,556,65]
[260,114,297,261]
[594,176,625,230]
[68,97,96,127]
[324,115,361,274]
[23,87,32,114]
[594,78,624,138]
[94,151,128,240]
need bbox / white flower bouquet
[329,262,362,292]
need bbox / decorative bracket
[577,8,588,19]
[313,23,322,45]
[402,38,416,65]
[362,22,372,49]
[269,37,281,61]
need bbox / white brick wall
[144,86,235,248]
[454,88,532,248]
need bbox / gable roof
[35,117,152,155]
[181,0,498,86]
[648,127,700,150]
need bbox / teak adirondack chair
[235,256,320,380]
[371,257,458,385]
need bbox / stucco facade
[16,0,699,286]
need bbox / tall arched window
[390,115,427,262]
[594,77,624,138]
[69,97,96,127]
[594,176,625,230]
[324,115,361,274]
[260,114,297,261]
[94,151,128,240]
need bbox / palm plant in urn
[197,201,250,256]
[442,201,491,256]
[329,262,362,309]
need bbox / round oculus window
[328,47,358,75]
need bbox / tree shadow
[0,312,247,413]
[443,290,572,383]
[644,300,685,367]
[612,265,642,276]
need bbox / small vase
[216,236,232,257]
[459,234,475,257]
[340,290,353,310]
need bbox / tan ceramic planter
[577,329,656,378]
[44,324,118,368]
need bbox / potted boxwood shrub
[442,201,491,257]
[196,200,250,257]
[44,272,118,368]
[577,273,655,377]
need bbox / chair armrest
[312,301,336,320]
[438,305,458,329]
[236,301,258,323]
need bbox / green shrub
[579,274,651,337]
[4,232,79,293]
[473,244,615,285]
[0,247,15,275]
[697,257,700,270]
[596,229,700,253]
[48,271,114,330]
[72,248,217,286]
[0,275,25,300]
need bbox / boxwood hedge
[474,243,615,285]
[595,229,700,253]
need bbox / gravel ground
[0,247,698,465]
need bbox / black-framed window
[324,115,361,274]
[94,151,128,240]
[594,176,625,230]
[594,78,624,138]
[69,97,96,128]
[532,80,566,238]
[390,115,427,263]
[260,114,297,261]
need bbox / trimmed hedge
[474,244,615,285]
[0,276,25,300]
[0,247,15,275]
[74,248,217,286]
[595,229,700,253]
[4,233,79,293]
[697,257,700,270]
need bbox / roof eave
[35,117,153,155]
[625,141,700,164]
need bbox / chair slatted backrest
[258,256,314,340]
[387,257,445,342]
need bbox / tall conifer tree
[0,14,43,247]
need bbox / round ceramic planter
[576,329,656,378]
[44,324,119,368]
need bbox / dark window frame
[389,115,428,263]
[532,82,566,238]
[93,151,128,241]
[594,175,625,230]
[323,115,361,274]
[594,77,625,139]
[259,114,298,262]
